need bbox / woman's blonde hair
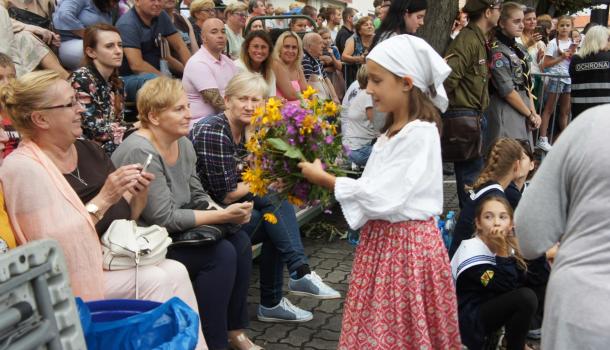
[577,25,610,58]
[136,76,185,127]
[0,70,61,138]
[224,2,247,17]
[272,31,304,70]
[225,71,269,99]
[190,0,215,17]
[475,195,528,270]
[472,138,524,189]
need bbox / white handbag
[101,220,172,298]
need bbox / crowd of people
[1,0,610,349]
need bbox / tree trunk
[419,0,458,55]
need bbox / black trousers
[167,230,252,350]
[479,287,538,350]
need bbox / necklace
[68,167,88,187]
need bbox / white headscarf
[367,35,452,112]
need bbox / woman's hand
[128,170,155,219]
[26,25,60,47]
[222,202,253,225]
[528,111,542,129]
[98,164,145,206]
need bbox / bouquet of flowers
[242,86,345,207]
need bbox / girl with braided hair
[449,137,530,258]
[486,2,541,154]
[451,195,537,350]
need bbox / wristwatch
[85,203,104,221]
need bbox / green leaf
[284,146,306,160]
[266,138,290,151]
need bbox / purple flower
[343,145,352,156]
[311,144,318,152]
[287,125,297,135]
[325,135,334,144]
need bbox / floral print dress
[70,65,126,155]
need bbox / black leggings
[167,230,252,350]
[479,287,538,350]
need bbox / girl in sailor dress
[451,195,536,350]
[299,35,462,349]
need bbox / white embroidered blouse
[335,119,443,229]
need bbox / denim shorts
[546,78,571,94]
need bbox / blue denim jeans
[121,73,158,103]
[348,144,373,167]
[242,194,308,307]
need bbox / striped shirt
[302,50,327,81]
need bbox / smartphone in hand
[141,154,153,173]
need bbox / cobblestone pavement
[245,177,460,349]
[245,176,541,349]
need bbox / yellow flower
[300,114,316,135]
[302,85,317,99]
[307,98,318,110]
[288,195,304,207]
[269,108,282,122]
[245,136,262,156]
[266,97,282,112]
[263,213,278,224]
[242,167,268,197]
[323,101,338,115]
[251,106,265,125]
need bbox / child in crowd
[537,15,575,152]
[449,138,530,258]
[299,35,461,349]
[0,54,19,158]
[451,196,537,350]
[340,65,379,167]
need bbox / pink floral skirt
[338,219,462,350]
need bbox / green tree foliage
[535,0,593,15]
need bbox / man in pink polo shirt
[183,18,238,126]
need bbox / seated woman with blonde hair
[0,70,206,349]
[272,31,307,103]
[112,76,259,350]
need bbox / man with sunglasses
[224,3,247,59]
[443,0,502,209]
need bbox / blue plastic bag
[77,297,199,350]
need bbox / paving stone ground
[245,175,540,349]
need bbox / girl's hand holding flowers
[241,88,343,206]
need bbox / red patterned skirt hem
[338,219,462,350]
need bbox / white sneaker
[257,297,313,323]
[536,137,552,152]
[289,271,341,299]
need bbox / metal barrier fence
[531,72,572,146]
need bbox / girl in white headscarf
[299,35,461,349]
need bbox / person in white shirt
[340,65,379,167]
[224,2,247,59]
[298,34,461,349]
